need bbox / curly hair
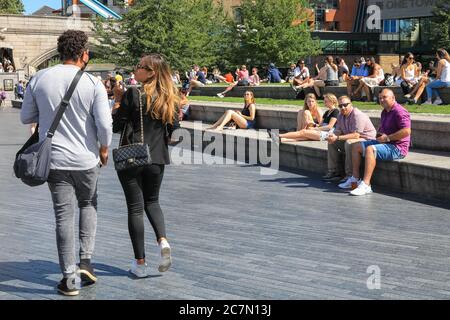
[57,30,88,62]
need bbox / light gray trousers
[47,166,99,278]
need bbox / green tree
[92,0,233,72]
[430,0,450,51]
[230,0,321,67]
[0,0,24,14]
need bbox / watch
[386,135,391,142]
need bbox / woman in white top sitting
[399,52,419,96]
[354,57,384,101]
[424,48,450,105]
[406,62,430,104]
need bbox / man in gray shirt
[21,30,112,296]
[322,95,376,182]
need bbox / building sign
[367,0,436,19]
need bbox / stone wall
[0,14,95,75]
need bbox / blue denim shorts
[361,140,404,161]
[246,120,256,129]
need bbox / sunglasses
[408,57,414,60]
[244,93,252,96]
[338,102,351,109]
[135,63,153,71]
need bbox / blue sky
[23,0,63,15]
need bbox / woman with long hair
[399,52,418,96]
[279,93,337,142]
[112,53,179,278]
[424,48,450,105]
[207,91,256,130]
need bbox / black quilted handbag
[113,91,152,171]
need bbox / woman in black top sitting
[207,91,256,130]
[112,53,179,278]
[279,93,338,142]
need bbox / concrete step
[188,102,450,152]
[191,85,450,104]
[179,121,450,203]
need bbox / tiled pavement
[1,107,450,300]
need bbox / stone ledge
[188,102,450,152]
[180,121,450,203]
[191,85,450,104]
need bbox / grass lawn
[189,96,450,114]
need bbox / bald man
[340,89,411,196]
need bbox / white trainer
[338,176,359,189]
[404,94,411,99]
[433,98,443,105]
[423,99,433,105]
[158,240,172,272]
[350,181,373,196]
[216,93,224,98]
[130,260,148,278]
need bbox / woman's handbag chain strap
[118,89,145,147]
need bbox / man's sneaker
[78,259,97,286]
[404,94,411,99]
[338,176,359,189]
[158,239,172,272]
[350,181,373,196]
[216,93,224,98]
[130,260,149,278]
[57,277,80,296]
[433,98,443,105]
[423,99,433,105]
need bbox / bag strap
[46,69,84,138]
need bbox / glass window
[383,19,398,33]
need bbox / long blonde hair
[244,91,255,106]
[303,93,318,111]
[140,54,179,125]
[323,93,338,108]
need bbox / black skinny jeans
[118,164,166,260]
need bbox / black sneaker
[321,172,343,181]
[57,278,80,296]
[78,259,97,287]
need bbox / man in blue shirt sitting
[267,63,283,83]
[346,58,369,97]
[186,65,207,96]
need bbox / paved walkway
[1,107,450,300]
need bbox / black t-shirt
[322,108,339,126]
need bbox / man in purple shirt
[344,89,411,196]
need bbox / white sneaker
[404,94,411,99]
[433,98,443,105]
[216,93,224,98]
[130,260,148,278]
[158,239,172,272]
[338,176,359,189]
[423,99,433,105]
[350,181,373,196]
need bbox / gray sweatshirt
[21,64,112,170]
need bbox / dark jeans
[47,166,99,278]
[117,164,166,260]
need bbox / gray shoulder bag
[13,69,84,186]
